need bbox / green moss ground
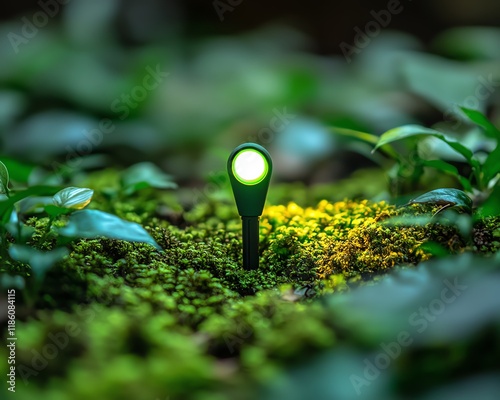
[2,172,500,400]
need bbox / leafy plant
[333,108,500,207]
[372,107,500,198]
[121,162,178,195]
[405,188,473,215]
[0,161,163,305]
[59,209,161,250]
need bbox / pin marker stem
[227,143,272,271]
[242,216,259,270]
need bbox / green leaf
[9,245,69,282]
[398,54,481,112]
[477,184,500,217]
[18,196,54,214]
[0,275,25,290]
[325,253,500,343]
[5,211,35,242]
[53,187,94,209]
[482,143,500,185]
[44,205,74,218]
[0,186,63,223]
[58,209,161,250]
[418,241,450,258]
[373,125,479,168]
[0,158,35,184]
[407,188,473,213]
[331,127,400,160]
[0,160,9,194]
[459,107,500,139]
[121,162,177,195]
[420,159,473,192]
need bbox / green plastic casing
[227,143,272,270]
[227,143,272,217]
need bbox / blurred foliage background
[0,0,499,195]
[1,3,500,400]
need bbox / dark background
[3,0,500,54]
[0,0,499,190]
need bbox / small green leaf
[5,211,35,241]
[477,185,500,217]
[0,160,9,194]
[373,125,478,168]
[420,159,472,192]
[407,188,473,213]
[330,127,400,159]
[0,274,25,290]
[418,241,450,258]
[18,196,54,214]
[53,187,94,209]
[482,143,500,185]
[9,245,69,282]
[59,209,161,250]
[0,158,35,184]
[459,107,500,139]
[121,162,177,195]
[44,205,74,218]
[0,186,63,223]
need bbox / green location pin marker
[227,143,272,270]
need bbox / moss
[3,180,500,400]
[200,290,336,365]
[259,200,476,280]
[472,216,500,253]
[14,194,497,316]
[11,306,223,400]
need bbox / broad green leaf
[9,245,69,282]
[460,107,500,139]
[420,159,473,192]
[18,196,54,214]
[407,188,473,213]
[44,205,74,218]
[325,253,500,343]
[418,241,450,258]
[53,187,94,209]
[477,185,500,217]
[330,127,399,159]
[373,125,479,168]
[58,209,161,250]
[0,274,25,290]
[0,186,63,223]
[398,53,480,112]
[5,211,35,241]
[331,127,379,145]
[0,160,9,194]
[0,158,34,183]
[481,143,500,185]
[121,162,177,195]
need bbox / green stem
[39,216,56,245]
[2,184,10,198]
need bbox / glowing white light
[233,149,268,184]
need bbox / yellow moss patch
[261,200,461,280]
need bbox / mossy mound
[15,195,500,317]
[3,185,500,400]
[261,200,479,280]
